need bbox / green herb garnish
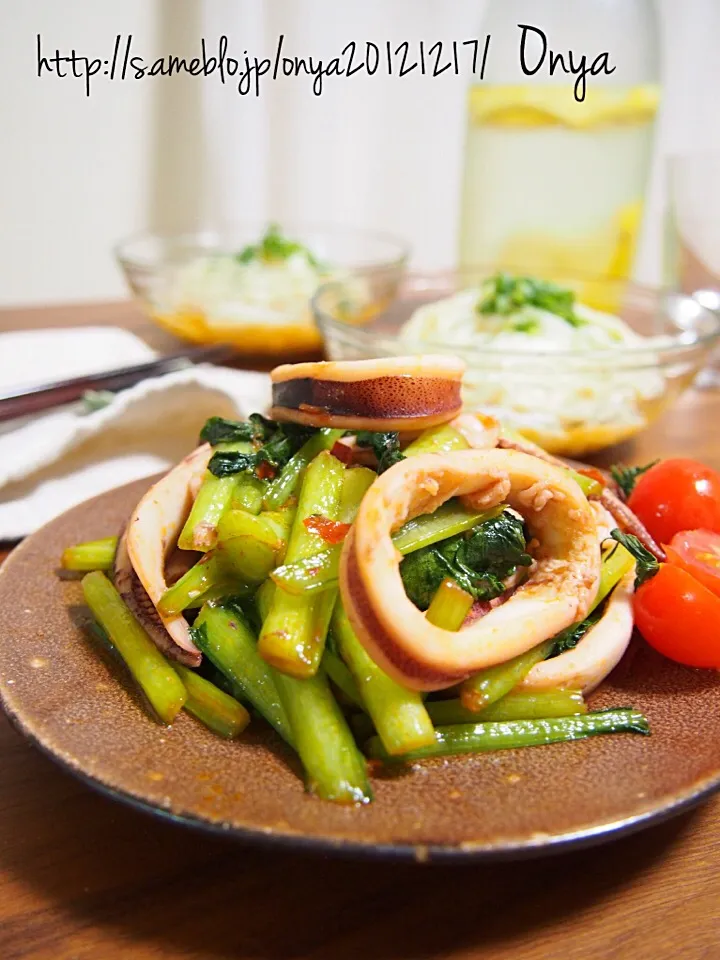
[610,460,659,499]
[511,317,542,334]
[610,529,660,588]
[236,223,320,268]
[477,273,585,328]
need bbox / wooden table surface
[1,302,720,960]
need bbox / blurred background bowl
[116,224,409,356]
[312,269,720,457]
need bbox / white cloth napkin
[0,326,157,391]
[0,328,271,539]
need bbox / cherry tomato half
[628,458,720,546]
[633,563,720,668]
[665,529,720,600]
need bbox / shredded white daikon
[157,252,337,331]
[399,284,671,451]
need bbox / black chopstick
[0,343,235,424]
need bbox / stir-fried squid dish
[62,356,720,805]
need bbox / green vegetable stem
[367,709,650,763]
[61,537,118,572]
[193,601,293,744]
[332,603,435,756]
[81,571,187,724]
[259,450,346,677]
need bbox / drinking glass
[665,152,720,387]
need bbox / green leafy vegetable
[236,223,321,268]
[200,413,274,446]
[208,422,315,479]
[400,510,532,610]
[477,273,585,328]
[610,529,660,588]
[355,431,405,474]
[208,451,258,477]
[400,548,477,610]
[610,460,659,499]
[455,509,532,577]
[549,607,604,657]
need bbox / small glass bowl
[312,269,720,457]
[115,224,409,355]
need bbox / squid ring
[520,567,636,695]
[339,448,601,691]
[118,443,211,664]
[270,355,465,431]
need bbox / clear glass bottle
[458,0,660,297]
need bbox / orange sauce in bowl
[151,309,324,354]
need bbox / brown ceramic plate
[2,478,720,862]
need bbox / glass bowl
[115,224,409,355]
[312,269,720,457]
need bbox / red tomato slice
[634,563,720,668]
[627,458,720,546]
[665,530,720,600]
